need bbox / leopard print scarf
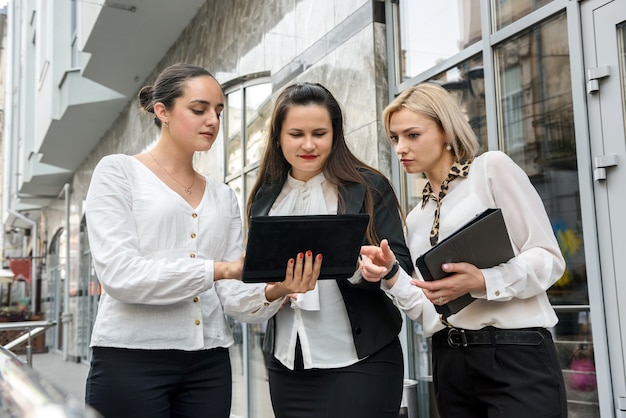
[421,160,473,247]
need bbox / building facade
[1,0,625,417]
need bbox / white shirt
[85,154,283,351]
[270,173,360,370]
[384,151,565,337]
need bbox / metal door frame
[580,0,626,415]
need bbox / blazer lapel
[340,182,366,214]
[250,183,283,216]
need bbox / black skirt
[267,337,404,418]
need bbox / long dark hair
[246,82,402,245]
[138,63,216,128]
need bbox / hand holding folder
[415,208,514,316]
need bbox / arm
[405,152,565,305]
[413,152,565,304]
[369,173,413,274]
[217,250,322,323]
[349,172,413,289]
[360,240,425,321]
[477,151,566,300]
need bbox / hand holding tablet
[242,214,370,283]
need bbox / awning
[0,269,15,285]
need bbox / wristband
[381,260,400,281]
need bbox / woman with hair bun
[84,63,287,418]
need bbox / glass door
[582,0,626,414]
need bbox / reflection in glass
[245,83,272,167]
[227,90,243,176]
[494,13,597,411]
[560,310,597,398]
[397,0,481,82]
[227,177,244,223]
[402,55,486,215]
[244,170,259,223]
[433,55,487,153]
[248,320,272,418]
[228,316,245,418]
[78,218,100,363]
[492,0,553,31]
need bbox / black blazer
[250,170,413,359]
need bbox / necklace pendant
[184,188,192,195]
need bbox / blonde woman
[360,83,567,418]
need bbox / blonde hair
[382,82,479,161]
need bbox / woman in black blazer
[246,82,413,418]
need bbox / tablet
[242,214,370,283]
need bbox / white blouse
[270,173,360,370]
[85,154,283,351]
[384,151,566,337]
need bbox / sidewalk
[26,351,90,402]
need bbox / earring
[163,121,169,128]
[446,143,452,151]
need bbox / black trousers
[431,327,568,418]
[267,337,404,418]
[85,346,231,418]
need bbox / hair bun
[138,85,155,113]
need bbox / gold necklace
[148,151,195,195]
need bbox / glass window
[402,55,487,215]
[227,89,243,176]
[225,79,271,181]
[245,84,272,167]
[228,316,245,418]
[494,13,596,409]
[249,320,272,417]
[78,217,100,363]
[397,0,481,82]
[432,55,487,153]
[45,228,66,352]
[492,0,554,31]
[222,78,273,417]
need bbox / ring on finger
[437,296,444,304]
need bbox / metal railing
[1,320,57,366]
[0,346,102,417]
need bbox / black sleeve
[368,173,414,275]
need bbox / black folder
[415,208,514,316]
[242,214,370,283]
